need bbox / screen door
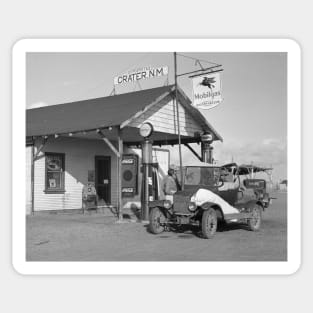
[95,156,111,204]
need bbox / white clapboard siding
[26,147,32,214]
[128,98,202,136]
[31,137,118,212]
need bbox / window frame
[44,152,65,194]
[184,166,221,187]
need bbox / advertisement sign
[122,154,138,197]
[114,66,168,85]
[191,72,222,109]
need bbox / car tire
[247,204,262,231]
[201,208,217,239]
[149,207,166,234]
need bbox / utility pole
[174,52,184,190]
[173,53,223,187]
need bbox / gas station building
[26,85,222,217]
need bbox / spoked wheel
[149,207,166,234]
[247,204,262,231]
[201,208,217,239]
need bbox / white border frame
[12,39,301,275]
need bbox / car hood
[174,188,198,199]
[175,185,215,198]
[173,190,196,214]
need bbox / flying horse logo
[199,76,216,90]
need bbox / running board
[224,212,252,221]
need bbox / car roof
[184,160,220,168]
[238,164,273,175]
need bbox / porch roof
[26,85,223,144]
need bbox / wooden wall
[26,137,118,213]
[128,96,203,136]
[26,139,171,214]
[26,147,32,214]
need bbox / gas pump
[201,132,214,164]
[121,154,138,197]
[139,122,154,222]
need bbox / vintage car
[148,162,272,239]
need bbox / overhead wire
[176,53,221,67]
[77,52,219,99]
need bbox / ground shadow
[145,221,249,239]
[129,206,141,220]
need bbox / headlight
[187,202,197,212]
[163,200,172,209]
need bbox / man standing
[163,168,181,199]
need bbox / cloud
[262,138,286,150]
[27,101,50,109]
[215,138,287,167]
[62,80,77,87]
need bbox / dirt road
[26,192,287,261]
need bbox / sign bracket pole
[176,64,222,78]
[174,52,184,190]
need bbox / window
[45,153,65,193]
[185,167,201,185]
[185,166,220,186]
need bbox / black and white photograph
[12,39,300,274]
[2,1,311,312]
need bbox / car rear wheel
[149,207,166,234]
[247,204,262,231]
[201,208,217,239]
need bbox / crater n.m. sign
[191,72,223,110]
[114,66,168,85]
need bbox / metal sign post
[173,53,223,170]
[174,52,184,190]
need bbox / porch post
[30,136,49,215]
[31,139,35,215]
[117,128,123,220]
[141,138,152,222]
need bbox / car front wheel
[201,208,217,239]
[149,207,166,234]
[247,204,262,231]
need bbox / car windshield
[184,166,220,186]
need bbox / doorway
[95,156,111,204]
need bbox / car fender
[240,200,264,212]
[200,202,224,220]
[150,205,171,219]
[148,200,165,208]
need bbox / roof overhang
[26,85,223,147]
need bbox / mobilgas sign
[114,66,168,85]
[191,72,223,110]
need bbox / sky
[26,52,287,182]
